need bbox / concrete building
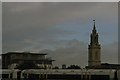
[2,52,55,69]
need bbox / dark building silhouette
[100,63,120,69]
[67,65,81,69]
[62,64,66,69]
[2,52,55,69]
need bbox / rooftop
[2,52,47,55]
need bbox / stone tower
[88,20,101,67]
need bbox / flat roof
[101,63,120,66]
[2,52,47,55]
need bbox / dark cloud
[2,2,118,67]
[40,39,87,67]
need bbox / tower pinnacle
[90,20,99,45]
[92,20,96,33]
[93,20,95,29]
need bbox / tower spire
[93,20,96,30]
[92,20,96,33]
[88,20,101,67]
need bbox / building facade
[88,20,101,67]
[2,52,55,69]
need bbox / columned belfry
[88,20,101,67]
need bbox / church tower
[88,20,101,67]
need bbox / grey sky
[3,2,118,67]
